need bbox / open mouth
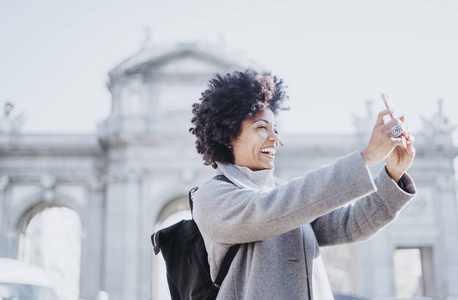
[260,147,276,156]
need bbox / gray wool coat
[193,151,416,300]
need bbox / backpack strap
[189,174,240,289]
[152,231,160,255]
[214,243,241,288]
[188,187,199,213]
[213,174,232,184]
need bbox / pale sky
[1,0,458,138]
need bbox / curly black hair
[190,69,289,168]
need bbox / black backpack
[151,175,240,300]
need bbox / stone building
[1,41,458,300]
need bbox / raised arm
[194,151,376,244]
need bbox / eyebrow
[252,119,277,126]
[252,118,269,124]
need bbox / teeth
[261,147,276,155]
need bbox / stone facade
[1,42,458,300]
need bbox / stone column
[137,173,152,300]
[104,170,143,300]
[79,177,106,300]
[435,174,458,299]
[360,231,396,299]
[0,176,10,257]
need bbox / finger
[403,138,416,157]
[407,142,416,157]
[406,134,415,144]
[391,136,407,148]
[376,108,395,126]
[398,116,411,138]
[406,140,415,153]
[385,117,405,127]
[398,115,409,133]
[405,126,411,137]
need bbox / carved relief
[0,176,9,191]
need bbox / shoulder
[192,176,241,229]
[195,176,239,202]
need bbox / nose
[269,129,280,146]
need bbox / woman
[189,69,416,299]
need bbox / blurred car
[0,257,59,300]
[380,298,434,300]
[334,293,370,300]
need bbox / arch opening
[17,204,82,300]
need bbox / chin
[263,163,274,170]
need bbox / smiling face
[231,109,280,171]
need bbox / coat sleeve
[311,167,416,246]
[193,151,378,244]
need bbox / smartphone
[381,93,394,121]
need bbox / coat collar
[215,162,285,190]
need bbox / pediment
[123,45,246,74]
[151,52,233,73]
